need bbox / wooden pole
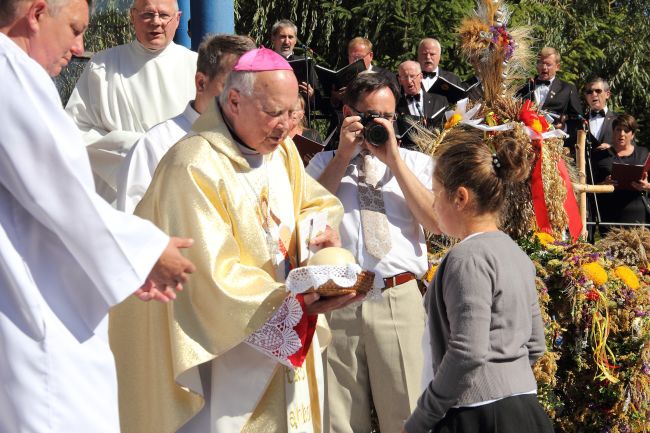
[572,184,614,194]
[576,130,588,238]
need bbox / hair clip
[491,153,501,170]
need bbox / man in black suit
[346,37,399,89]
[271,19,319,122]
[583,77,616,151]
[417,38,462,95]
[516,47,582,147]
[396,61,448,149]
[583,77,618,240]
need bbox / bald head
[417,38,441,73]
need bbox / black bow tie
[422,71,437,79]
[406,93,421,102]
[535,78,551,86]
[590,109,606,118]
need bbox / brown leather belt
[383,271,417,289]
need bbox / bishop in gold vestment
[109,49,344,433]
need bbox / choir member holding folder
[592,114,650,234]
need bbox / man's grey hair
[271,19,297,37]
[0,0,92,27]
[218,71,257,105]
[197,34,256,81]
[418,37,441,52]
[585,76,610,92]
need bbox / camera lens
[364,123,388,147]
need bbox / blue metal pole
[174,0,192,48]
[190,0,234,51]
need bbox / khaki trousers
[324,279,426,433]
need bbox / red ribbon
[287,294,318,367]
[520,101,582,241]
[530,142,582,241]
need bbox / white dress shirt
[406,90,426,117]
[534,76,555,107]
[421,67,440,92]
[307,148,433,287]
[589,106,609,141]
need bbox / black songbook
[288,58,318,88]
[293,133,325,165]
[314,59,366,95]
[611,155,650,190]
[427,75,468,104]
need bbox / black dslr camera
[359,113,392,147]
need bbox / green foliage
[84,7,133,53]
[235,0,474,73]
[55,8,132,106]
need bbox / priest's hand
[141,237,196,302]
[303,291,364,315]
[309,225,341,249]
[134,280,177,303]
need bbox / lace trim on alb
[245,295,303,368]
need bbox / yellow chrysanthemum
[581,262,608,286]
[424,265,438,282]
[614,266,640,290]
[534,232,555,246]
[444,113,462,130]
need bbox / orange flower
[581,262,608,286]
[614,266,640,290]
[534,232,555,246]
[444,113,462,130]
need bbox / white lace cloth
[245,295,303,368]
[285,264,382,300]
[284,264,363,295]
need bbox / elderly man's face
[584,81,610,111]
[130,0,180,50]
[228,70,300,154]
[31,0,88,77]
[271,26,297,58]
[417,41,440,73]
[536,55,559,81]
[398,63,423,96]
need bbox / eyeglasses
[132,8,177,25]
[350,52,371,62]
[584,88,604,95]
[349,106,396,121]
[399,73,422,82]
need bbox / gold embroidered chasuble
[109,100,342,433]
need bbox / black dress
[591,145,649,232]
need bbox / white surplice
[0,33,169,433]
[65,40,197,204]
[116,102,199,213]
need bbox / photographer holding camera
[306,73,439,433]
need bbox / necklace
[239,156,280,265]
